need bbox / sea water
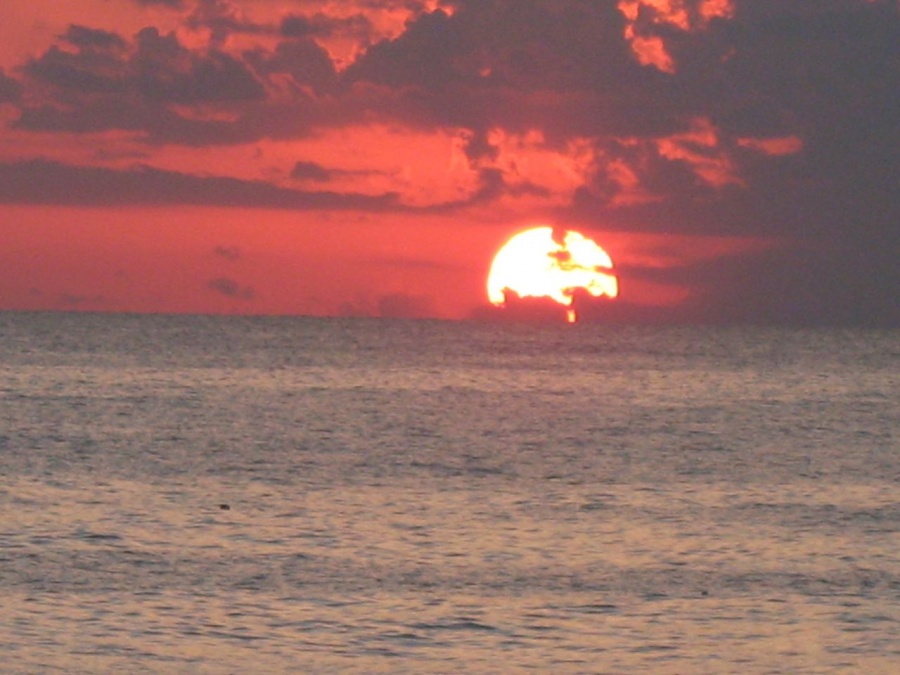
[1,312,897,673]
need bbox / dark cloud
[347,4,633,92]
[185,0,268,46]
[0,159,401,210]
[290,160,332,182]
[245,37,337,95]
[22,24,265,105]
[8,4,662,143]
[213,245,242,261]
[24,26,129,94]
[281,12,376,43]
[679,2,900,140]
[17,100,230,145]
[14,21,349,142]
[13,2,898,150]
[0,69,22,103]
[61,25,129,51]
[133,0,185,8]
[207,277,255,301]
[665,240,892,329]
[343,3,675,139]
[468,167,550,204]
[133,27,266,102]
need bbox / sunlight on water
[0,314,898,672]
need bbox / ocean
[1,312,898,673]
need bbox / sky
[0,0,897,325]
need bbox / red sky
[1,0,897,325]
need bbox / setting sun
[487,226,619,322]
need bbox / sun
[487,226,619,322]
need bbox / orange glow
[738,136,804,157]
[699,0,736,23]
[628,33,675,73]
[657,117,743,187]
[487,226,618,321]
[618,0,735,73]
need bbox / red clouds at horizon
[1,0,897,325]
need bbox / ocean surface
[1,312,898,673]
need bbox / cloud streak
[0,159,401,210]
